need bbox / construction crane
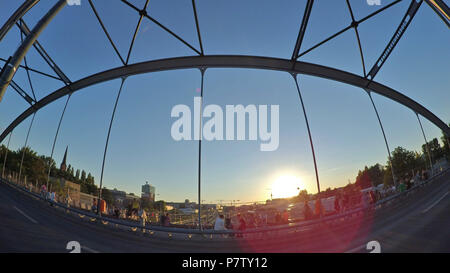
[216,200,240,206]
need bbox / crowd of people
[397,169,430,193]
[213,213,248,237]
[32,166,436,238]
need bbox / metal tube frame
[18,112,37,185]
[1,131,13,179]
[1,55,448,145]
[46,94,72,188]
[0,0,67,102]
[416,113,434,175]
[292,74,321,194]
[197,68,206,230]
[367,91,397,187]
[97,77,127,215]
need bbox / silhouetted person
[237,214,246,237]
[282,210,289,224]
[304,200,312,220]
[160,213,166,226]
[334,195,341,213]
[275,211,282,224]
[315,198,324,218]
[164,213,170,227]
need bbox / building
[125,193,140,209]
[110,188,127,207]
[60,146,68,172]
[141,181,155,202]
[79,192,96,210]
[49,177,80,206]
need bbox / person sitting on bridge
[225,214,235,237]
[282,210,289,224]
[334,194,341,214]
[413,170,421,185]
[236,214,246,237]
[421,169,429,181]
[164,213,171,227]
[214,214,226,231]
[40,184,47,199]
[159,213,165,226]
[91,199,97,213]
[138,208,147,230]
[65,193,71,208]
[314,198,324,218]
[304,200,312,220]
[275,211,282,224]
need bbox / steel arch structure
[0,55,448,143]
[0,0,449,228]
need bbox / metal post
[18,112,37,184]
[47,94,71,188]
[197,68,206,230]
[2,131,13,179]
[0,0,66,103]
[292,74,321,194]
[366,91,397,187]
[416,113,433,175]
[97,78,126,215]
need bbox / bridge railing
[1,166,448,237]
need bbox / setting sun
[271,175,303,199]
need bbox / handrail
[1,166,448,236]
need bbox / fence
[0,166,448,238]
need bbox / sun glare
[271,175,303,199]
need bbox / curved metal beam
[0,0,40,42]
[367,0,423,80]
[1,55,449,143]
[0,0,67,102]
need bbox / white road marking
[81,245,100,253]
[422,191,449,214]
[13,206,38,224]
[344,243,366,253]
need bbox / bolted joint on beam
[139,9,147,17]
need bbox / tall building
[60,146,68,172]
[141,181,156,202]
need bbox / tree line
[0,145,98,196]
[294,126,450,200]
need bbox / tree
[154,200,166,212]
[391,146,420,178]
[141,198,154,211]
[81,170,86,181]
[422,138,444,163]
[383,165,394,187]
[441,124,450,160]
[101,188,114,207]
[75,169,80,180]
[86,173,94,184]
[296,189,309,202]
[355,164,385,189]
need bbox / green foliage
[295,189,309,202]
[422,138,444,164]
[154,200,166,212]
[101,188,114,206]
[140,198,154,211]
[0,145,97,195]
[441,124,450,160]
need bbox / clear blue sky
[0,0,449,203]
